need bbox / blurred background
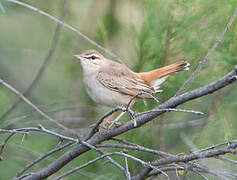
[0,0,236,179]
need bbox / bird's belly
[84,77,131,107]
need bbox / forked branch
[21,66,236,180]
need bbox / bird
[74,49,189,128]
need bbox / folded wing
[96,61,155,98]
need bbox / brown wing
[96,60,155,98]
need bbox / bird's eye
[84,53,99,60]
[91,55,96,60]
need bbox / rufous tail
[138,61,189,82]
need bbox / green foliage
[0,0,236,179]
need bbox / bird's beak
[73,54,83,60]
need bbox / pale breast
[83,74,131,107]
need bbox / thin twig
[37,125,77,142]
[12,142,97,180]
[194,140,237,153]
[132,141,237,180]
[57,152,169,180]
[175,8,237,96]
[16,173,33,180]
[80,141,129,179]
[0,79,78,136]
[15,142,74,179]
[136,108,204,117]
[134,142,237,180]
[0,0,66,122]
[98,142,237,178]
[2,126,78,142]
[152,143,237,166]
[22,67,237,180]
[126,91,159,111]
[84,107,125,141]
[55,153,112,179]
[147,166,186,178]
[0,129,27,134]
[104,137,172,158]
[0,132,15,160]
[126,91,159,127]
[148,163,234,180]
[96,143,171,158]
[7,0,125,64]
[215,156,237,166]
[84,106,135,140]
[190,162,237,180]
[124,156,131,180]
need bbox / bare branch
[0,79,78,136]
[3,2,237,180]
[136,108,204,117]
[84,106,135,139]
[126,91,159,127]
[132,141,237,180]
[96,143,170,158]
[57,152,169,180]
[79,141,128,179]
[147,163,237,180]
[0,126,77,144]
[175,8,237,96]
[84,107,125,141]
[0,0,66,122]
[0,129,27,134]
[152,143,236,166]
[6,0,125,64]
[0,132,15,160]
[124,156,131,180]
[194,140,237,153]
[15,142,74,179]
[215,156,237,166]
[189,162,237,179]
[98,141,237,179]
[55,153,112,180]
[21,67,237,179]
[126,91,159,110]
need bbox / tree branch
[0,125,78,143]
[15,142,74,179]
[6,0,125,64]
[21,66,237,179]
[79,141,129,179]
[56,152,169,180]
[175,8,237,96]
[0,79,78,136]
[0,0,66,122]
[0,132,15,160]
[132,141,237,180]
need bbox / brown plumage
[138,61,189,82]
[74,49,190,106]
[97,60,155,99]
[74,49,190,128]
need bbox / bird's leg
[108,111,125,129]
[90,111,116,130]
[100,111,117,129]
[91,107,126,129]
